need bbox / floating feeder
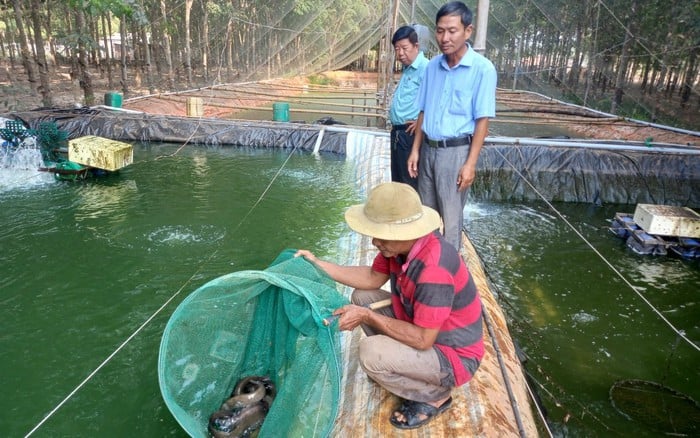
[609,205,700,259]
[68,135,133,171]
[633,204,700,239]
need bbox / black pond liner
[609,379,700,435]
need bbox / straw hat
[344,182,442,240]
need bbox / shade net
[158,249,348,437]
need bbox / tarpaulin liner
[7,108,699,207]
[474,143,700,207]
[11,108,348,154]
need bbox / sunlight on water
[147,225,226,246]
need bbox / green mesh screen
[158,249,348,437]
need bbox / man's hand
[405,119,417,135]
[457,162,476,191]
[407,149,420,178]
[333,304,367,331]
[294,249,318,264]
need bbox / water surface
[0,144,357,437]
[466,201,699,437]
[1,143,697,437]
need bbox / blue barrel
[104,92,123,108]
[272,102,290,122]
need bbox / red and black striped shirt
[372,231,484,386]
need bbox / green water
[466,201,700,437]
[2,144,698,437]
[0,144,358,437]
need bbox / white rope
[23,255,211,438]
[493,146,699,353]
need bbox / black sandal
[390,397,453,429]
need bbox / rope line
[492,146,699,353]
[479,298,527,438]
[23,249,216,438]
[23,134,302,437]
[469,237,617,433]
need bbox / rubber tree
[159,0,175,89]
[29,0,52,106]
[185,0,193,86]
[11,0,37,89]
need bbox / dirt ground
[1,64,697,147]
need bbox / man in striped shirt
[296,182,484,430]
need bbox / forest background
[0,0,698,131]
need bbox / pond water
[1,142,697,437]
[0,144,358,437]
[465,201,699,436]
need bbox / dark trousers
[390,127,419,191]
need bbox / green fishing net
[158,249,348,437]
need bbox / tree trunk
[185,0,193,86]
[140,25,154,93]
[160,0,174,89]
[74,8,94,105]
[680,48,697,108]
[226,19,234,82]
[12,0,37,89]
[30,0,52,106]
[611,2,635,114]
[119,15,128,95]
[200,0,209,82]
[6,16,17,68]
[46,2,56,64]
[101,13,113,89]
[88,14,99,70]
[0,31,6,59]
[131,21,141,87]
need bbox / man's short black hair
[392,25,418,46]
[436,1,473,27]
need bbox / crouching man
[295,182,484,429]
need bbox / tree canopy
[0,0,697,128]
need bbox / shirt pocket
[448,89,472,116]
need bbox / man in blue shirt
[407,1,497,250]
[389,25,429,190]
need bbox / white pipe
[312,128,325,155]
[486,136,700,154]
[310,124,389,137]
[90,105,145,115]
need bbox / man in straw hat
[295,182,484,430]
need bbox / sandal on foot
[389,397,453,430]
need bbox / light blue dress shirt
[389,52,429,125]
[416,44,497,140]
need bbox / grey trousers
[417,143,471,251]
[351,289,453,403]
